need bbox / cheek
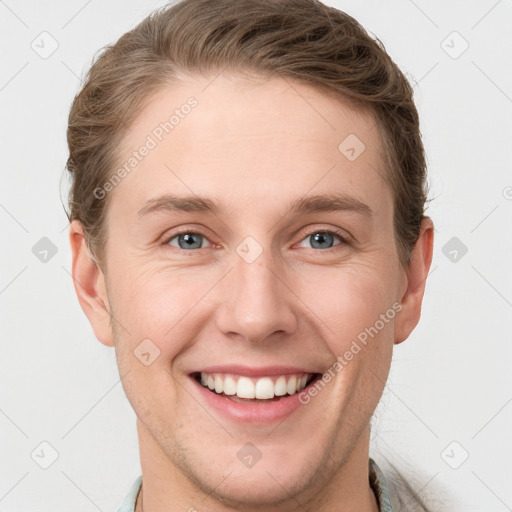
[296,260,398,352]
[291,260,397,415]
[110,263,179,323]
[107,262,219,363]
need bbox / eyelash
[162,227,350,254]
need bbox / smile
[190,368,323,423]
[196,372,316,400]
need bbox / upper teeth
[200,372,311,399]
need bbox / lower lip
[190,376,314,424]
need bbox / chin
[196,464,315,509]
[176,442,328,509]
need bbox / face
[71,73,432,508]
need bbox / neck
[135,419,379,512]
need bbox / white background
[0,0,511,510]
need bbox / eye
[166,232,211,250]
[297,230,347,250]
[162,228,349,253]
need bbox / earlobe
[394,217,434,345]
[69,220,114,347]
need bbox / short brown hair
[66,0,429,267]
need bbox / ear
[69,220,114,347]
[394,217,434,345]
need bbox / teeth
[198,372,313,400]
[214,375,223,394]
[274,376,287,396]
[255,377,274,399]
[237,377,256,398]
[223,376,237,395]
[287,376,297,395]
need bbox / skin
[70,73,434,512]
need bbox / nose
[215,248,298,345]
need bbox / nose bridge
[215,243,297,343]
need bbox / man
[67,1,434,510]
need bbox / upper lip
[192,365,319,377]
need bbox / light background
[0,0,511,510]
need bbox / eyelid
[294,224,352,244]
[294,227,351,250]
[161,226,217,248]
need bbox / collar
[369,457,394,512]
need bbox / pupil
[180,233,202,249]
[311,232,333,249]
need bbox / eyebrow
[137,193,373,219]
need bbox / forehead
[110,73,390,219]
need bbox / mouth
[191,371,322,404]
